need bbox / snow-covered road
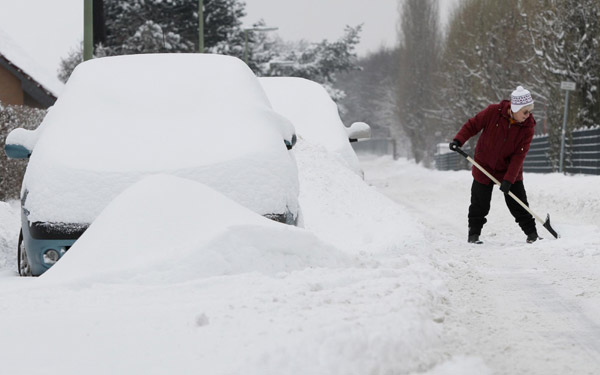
[361,155,600,375]
[1,151,599,374]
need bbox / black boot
[526,232,541,244]
[468,234,483,244]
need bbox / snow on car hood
[22,54,298,224]
[259,77,361,173]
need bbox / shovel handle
[455,147,547,227]
[454,147,469,159]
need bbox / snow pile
[0,201,19,273]
[523,172,600,257]
[295,140,426,254]
[526,172,600,224]
[43,174,347,284]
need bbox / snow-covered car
[4,53,299,276]
[258,77,370,175]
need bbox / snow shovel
[454,147,559,239]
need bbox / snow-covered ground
[363,155,600,374]
[1,144,599,374]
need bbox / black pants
[468,180,536,236]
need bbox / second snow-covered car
[5,53,299,276]
[259,77,370,175]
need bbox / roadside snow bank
[0,200,19,274]
[295,140,426,254]
[43,174,349,284]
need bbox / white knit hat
[511,86,534,113]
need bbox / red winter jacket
[454,100,536,185]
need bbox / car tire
[17,230,32,277]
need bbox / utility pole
[83,0,93,61]
[559,81,576,173]
[198,0,204,52]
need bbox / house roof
[0,26,64,106]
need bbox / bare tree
[439,0,541,149]
[396,0,441,165]
[439,0,600,167]
[337,48,399,136]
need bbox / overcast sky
[0,0,460,78]
[244,0,460,56]
[244,0,398,56]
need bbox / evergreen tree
[103,0,245,54]
[58,44,83,83]
[121,20,191,54]
[202,0,246,51]
[57,0,361,103]
[58,0,246,80]
[262,25,362,101]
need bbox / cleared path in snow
[360,155,600,375]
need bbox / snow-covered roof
[0,26,64,100]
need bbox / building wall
[0,63,24,105]
[24,91,45,109]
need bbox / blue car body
[20,217,81,276]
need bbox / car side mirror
[285,134,297,150]
[5,144,32,159]
[5,128,35,159]
[346,122,371,143]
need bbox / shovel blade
[543,214,560,239]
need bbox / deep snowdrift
[0,200,19,273]
[42,174,348,284]
[0,143,460,374]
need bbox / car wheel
[17,230,32,277]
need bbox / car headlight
[43,249,61,265]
